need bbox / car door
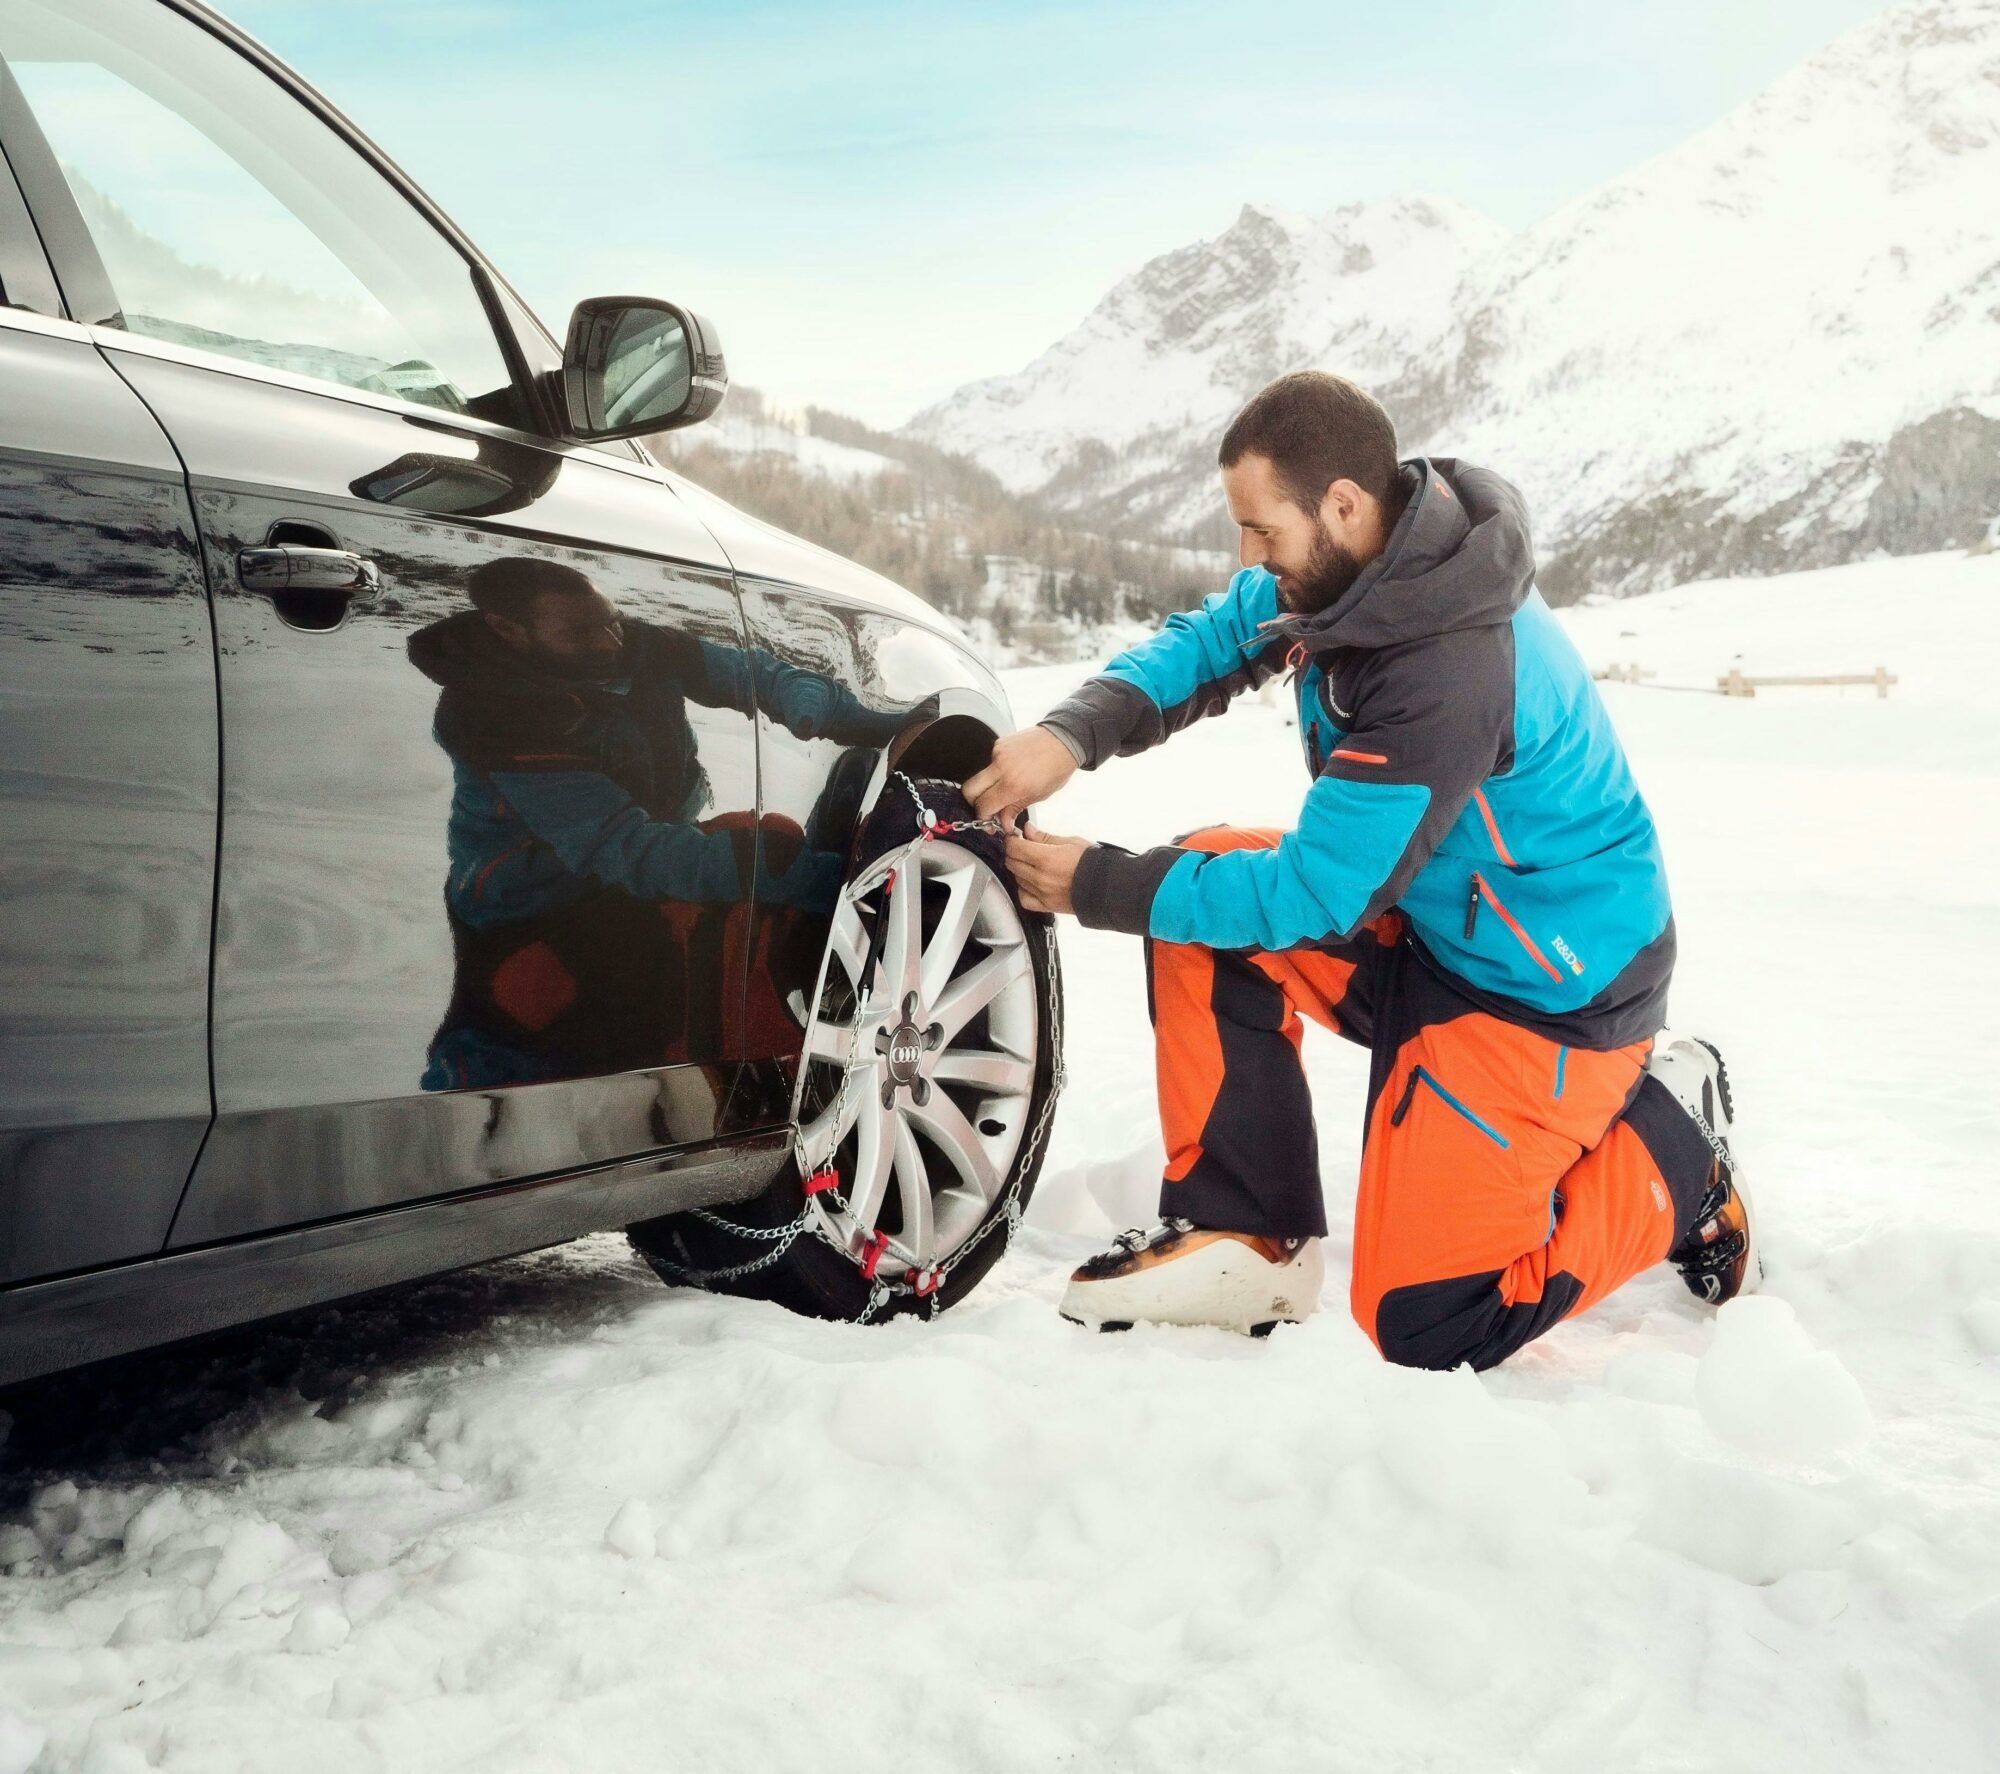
[2,0,760,1246]
[0,116,218,1284]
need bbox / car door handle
[237,545,381,597]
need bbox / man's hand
[1004,824,1092,916]
[965,726,1078,825]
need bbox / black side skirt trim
[0,1133,787,1387]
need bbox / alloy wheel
[795,842,1038,1278]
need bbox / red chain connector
[802,1166,840,1196]
[858,1230,891,1279]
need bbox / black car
[0,0,1060,1386]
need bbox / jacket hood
[410,608,535,693]
[407,608,654,698]
[1266,456,1535,653]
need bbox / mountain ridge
[904,0,2000,601]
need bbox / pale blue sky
[233,0,1890,426]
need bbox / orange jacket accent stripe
[1472,787,1516,866]
[1331,748,1389,765]
[1473,871,1565,985]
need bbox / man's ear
[481,610,529,650]
[1319,478,1364,531]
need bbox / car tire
[628,777,1062,1320]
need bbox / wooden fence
[1716,667,1897,699]
[1591,664,1898,699]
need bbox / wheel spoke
[803,1016,858,1067]
[847,1090,896,1230]
[920,864,982,1007]
[797,1062,866,1171]
[881,857,926,1006]
[892,1116,934,1265]
[928,1048,1032,1097]
[909,1087,1001,1208]
[930,941,1030,1047]
[826,900,870,989]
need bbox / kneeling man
[968,372,1756,1369]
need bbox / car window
[0,0,516,422]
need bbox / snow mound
[0,1716,46,1774]
[1347,1565,1493,1695]
[1643,1459,1859,1585]
[1695,1297,1872,1466]
[601,1499,657,1561]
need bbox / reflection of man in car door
[409,557,896,1090]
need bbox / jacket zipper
[1469,870,1565,986]
[1298,657,1324,774]
[1464,875,1483,939]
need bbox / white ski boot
[1059,1219,1324,1336]
[1646,1035,1761,1303]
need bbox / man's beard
[1276,520,1365,615]
[541,648,627,682]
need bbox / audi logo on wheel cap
[885,1022,926,1084]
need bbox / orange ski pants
[1145,827,1714,1370]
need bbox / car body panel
[93,346,771,1247]
[0,312,219,1285]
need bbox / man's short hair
[1217,371,1400,513]
[465,556,596,623]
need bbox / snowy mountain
[907,195,1505,537]
[908,0,2000,600]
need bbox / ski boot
[1647,1035,1761,1304]
[1060,1219,1324,1336]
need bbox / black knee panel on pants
[1620,1074,1720,1242]
[1373,1269,1586,1372]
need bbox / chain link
[898,769,1023,843]
[663,773,1062,1320]
[645,1214,812,1287]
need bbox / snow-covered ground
[4,552,1999,1772]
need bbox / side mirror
[560,297,727,442]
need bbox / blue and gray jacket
[1044,458,1674,1049]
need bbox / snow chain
[652,774,1065,1321]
